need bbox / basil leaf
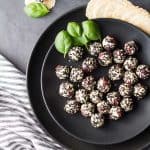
[73,34,89,46]
[54,30,72,56]
[67,22,82,37]
[24,2,49,18]
[82,20,101,41]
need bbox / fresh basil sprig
[73,33,89,46]
[54,30,72,56]
[24,2,49,18]
[67,22,82,37]
[54,20,102,56]
[82,20,101,41]
[67,22,89,46]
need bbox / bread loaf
[86,0,150,35]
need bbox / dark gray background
[0,0,149,73]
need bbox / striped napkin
[0,55,64,150]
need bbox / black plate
[41,11,150,145]
[27,5,150,150]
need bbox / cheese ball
[123,71,138,85]
[113,49,126,64]
[109,106,123,120]
[98,51,113,66]
[59,82,74,98]
[68,46,84,61]
[123,57,138,71]
[120,98,133,112]
[70,67,84,83]
[124,41,138,56]
[90,90,103,104]
[97,76,111,93]
[81,76,96,91]
[108,64,124,81]
[64,100,80,114]
[82,57,97,73]
[102,35,117,51]
[75,89,89,104]
[133,83,147,99]
[81,102,95,117]
[88,42,103,57]
[136,64,150,80]
[90,113,104,128]
[119,83,133,97]
[106,91,121,106]
[97,101,110,114]
[55,65,70,80]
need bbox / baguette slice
[86,0,150,35]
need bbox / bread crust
[86,0,150,35]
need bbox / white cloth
[0,55,64,150]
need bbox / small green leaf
[54,30,72,56]
[73,34,89,46]
[24,2,49,18]
[67,22,82,37]
[82,20,101,41]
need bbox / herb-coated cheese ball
[133,83,147,99]
[97,101,110,114]
[97,77,111,93]
[59,82,74,98]
[120,98,133,112]
[119,83,133,97]
[90,113,104,128]
[109,106,123,120]
[136,65,150,80]
[90,90,103,104]
[123,71,138,85]
[123,57,138,71]
[82,76,96,91]
[113,49,126,64]
[108,64,124,81]
[70,67,84,83]
[55,65,70,80]
[68,46,84,61]
[88,42,103,57]
[81,102,95,117]
[102,35,117,51]
[98,51,113,66]
[82,57,97,73]
[64,100,80,114]
[75,89,89,104]
[106,91,121,106]
[124,41,138,56]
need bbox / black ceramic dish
[27,5,150,150]
[41,17,150,145]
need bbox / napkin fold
[0,55,64,150]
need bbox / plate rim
[40,17,150,145]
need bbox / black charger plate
[41,11,150,145]
[27,5,150,150]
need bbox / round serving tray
[27,6,150,150]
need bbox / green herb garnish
[24,2,49,18]
[54,30,72,56]
[82,20,101,41]
[73,33,89,46]
[54,20,102,56]
[67,22,82,37]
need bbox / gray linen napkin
[0,55,64,150]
